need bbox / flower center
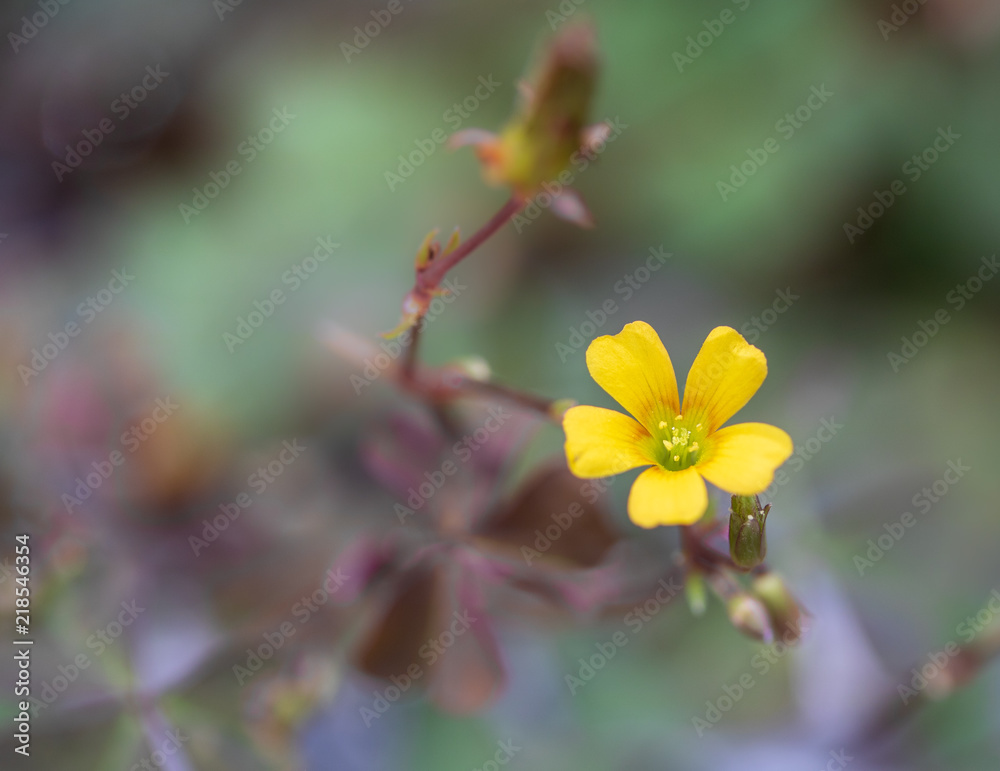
[655,414,706,471]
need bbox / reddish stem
[400,322,421,385]
[682,522,752,573]
[451,377,558,420]
[397,196,524,389]
[416,197,524,291]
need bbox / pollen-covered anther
[663,440,673,450]
[658,420,668,429]
[669,426,691,447]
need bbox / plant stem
[682,522,742,573]
[401,322,421,384]
[398,196,524,383]
[417,196,524,291]
[454,377,557,419]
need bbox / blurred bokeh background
[2,0,999,769]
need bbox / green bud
[449,356,492,382]
[685,571,708,617]
[726,593,773,643]
[485,22,599,197]
[729,494,769,569]
[751,572,806,645]
[548,398,577,421]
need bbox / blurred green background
[2,0,999,769]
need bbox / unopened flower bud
[457,22,599,198]
[449,356,492,382]
[751,571,805,645]
[729,494,769,569]
[685,571,707,617]
[548,398,576,421]
[726,593,773,643]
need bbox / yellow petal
[585,321,680,430]
[627,467,707,528]
[563,405,655,478]
[696,422,793,495]
[682,326,768,432]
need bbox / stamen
[657,413,705,469]
[695,423,703,430]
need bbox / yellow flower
[562,322,793,528]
